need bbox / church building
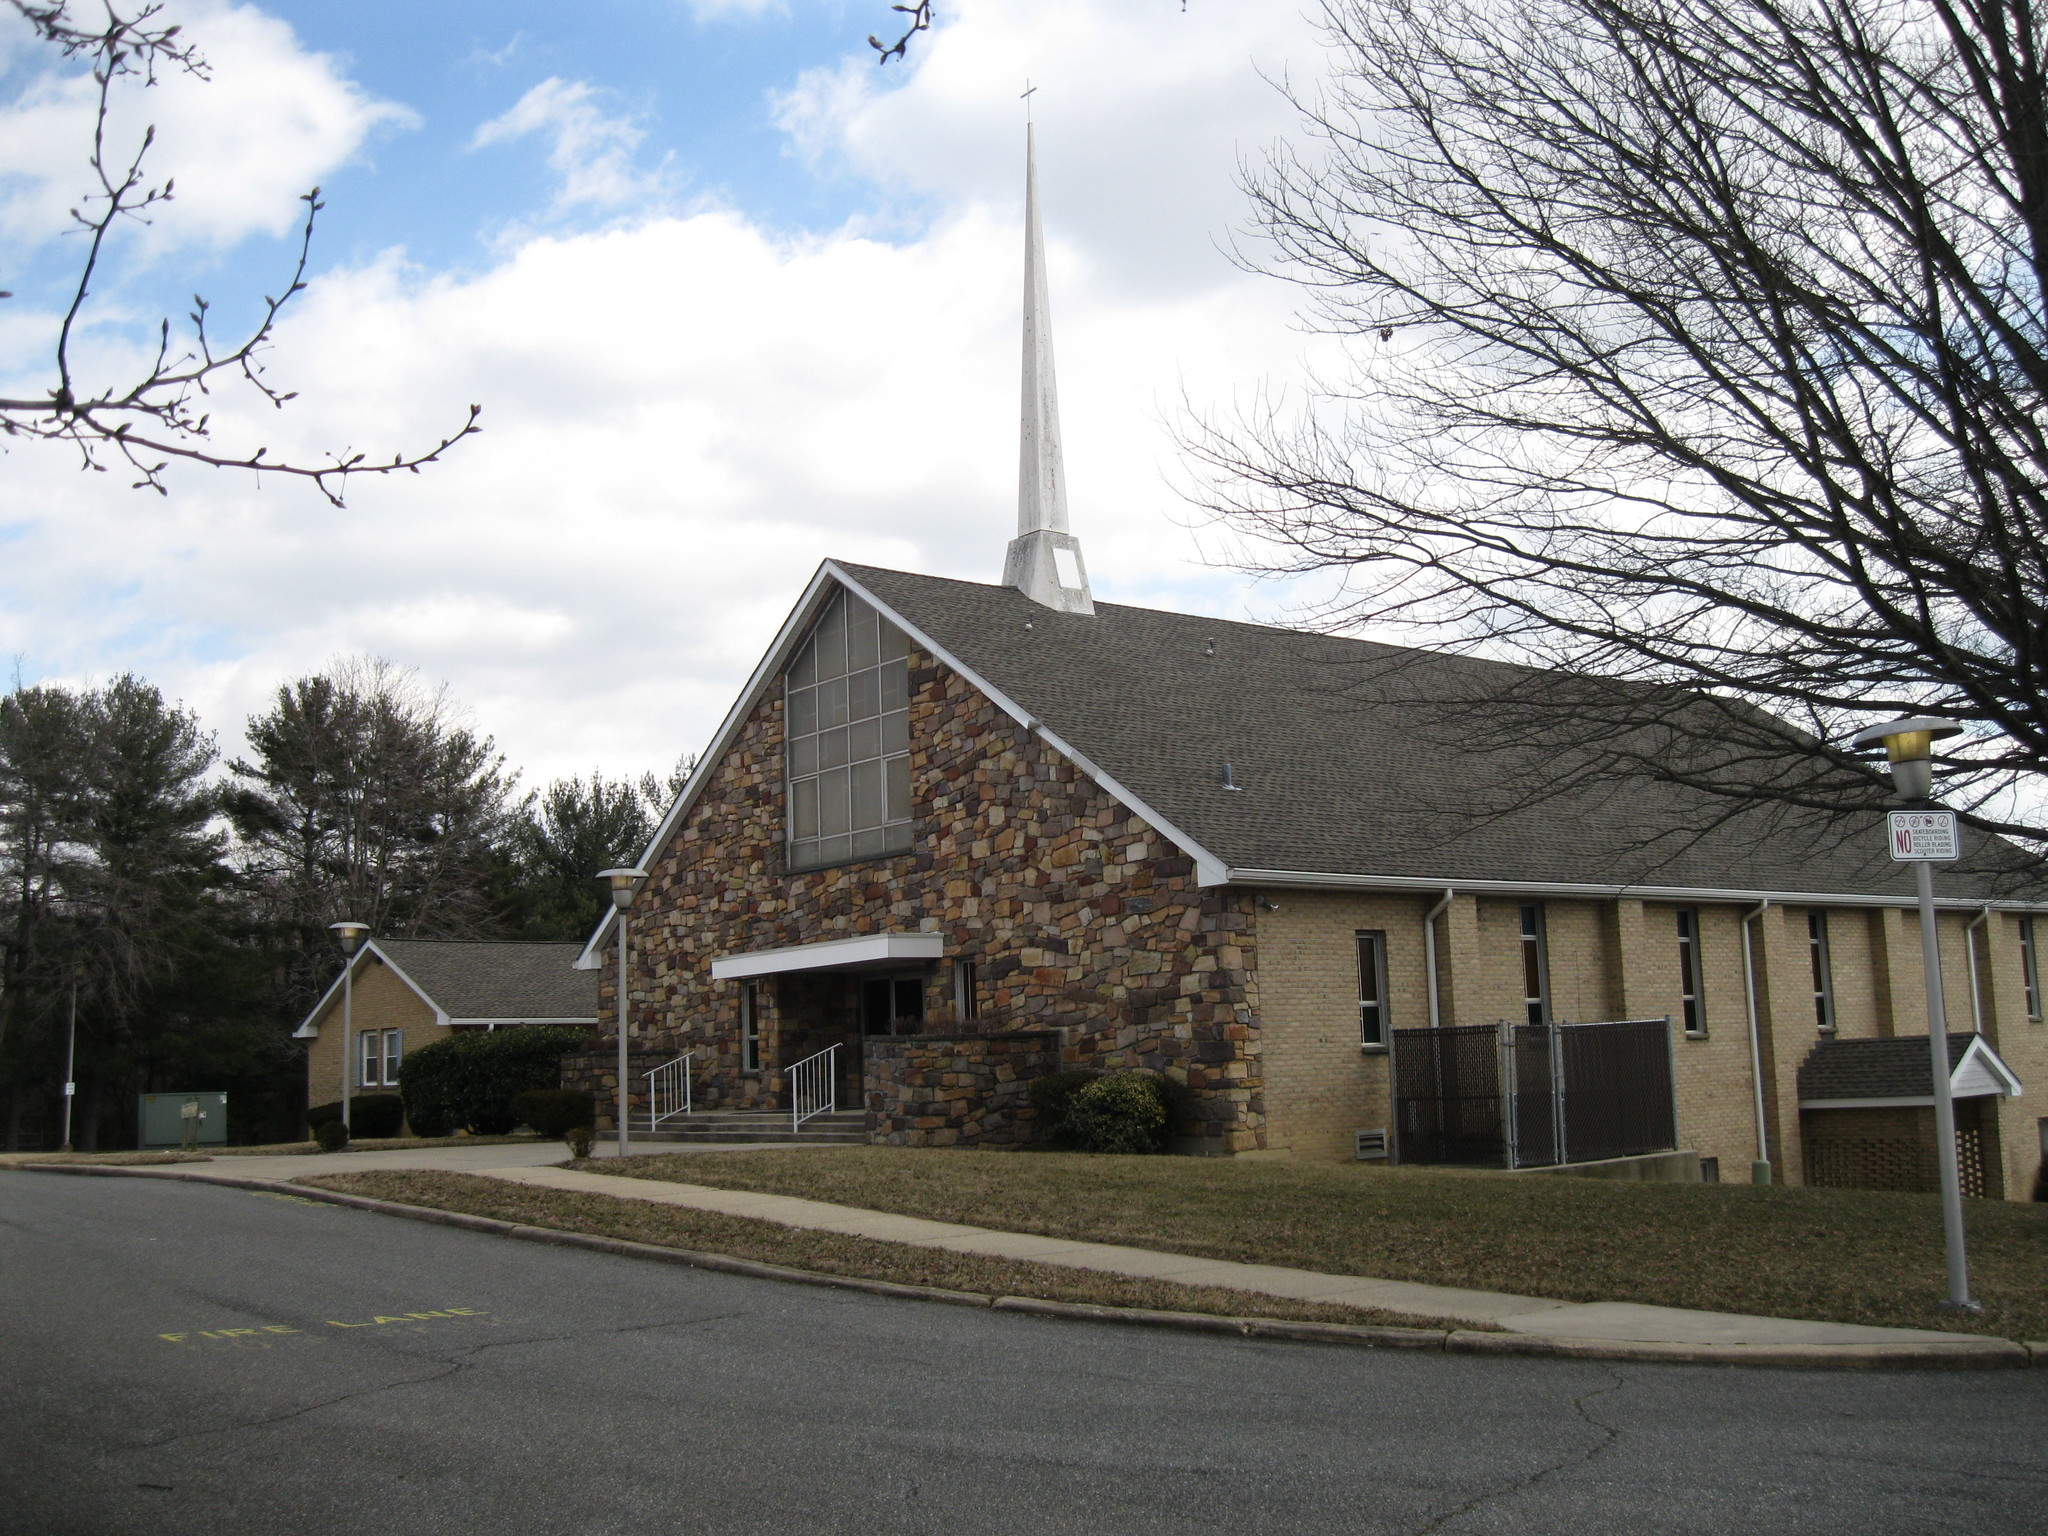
[572,132,2044,1201]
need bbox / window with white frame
[1676,908,1704,1035]
[359,1029,402,1087]
[1520,904,1550,1025]
[740,982,761,1072]
[1809,911,1836,1033]
[2023,916,2042,1021]
[1356,931,1389,1047]
[785,590,912,870]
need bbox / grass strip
[295,1169,1486,1332]
[581,1147,2048,1341]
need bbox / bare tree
[1197,0,2048,850]
[0,2,479,505]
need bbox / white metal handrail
[644,1051,693,1130]
[788,1043,839,1134]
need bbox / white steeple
[1002,122,1094,615]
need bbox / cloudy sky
[0,0,1341,787]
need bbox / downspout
[1740,899,1772,1184]
[1966,906,1991,1034]
[1424,888,1455,1030]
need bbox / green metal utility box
[138,1092,227,1149]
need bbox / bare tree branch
[1,1,480,506]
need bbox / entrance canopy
[1797,1032,2023,1110]
[710,933,944,981]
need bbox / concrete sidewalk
[477,1163,1981,1350]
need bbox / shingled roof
[369,940,595,1022]
[838,563,2040,903]
[1797,1033,2022,1104]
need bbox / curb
[17,1163,2037,1371]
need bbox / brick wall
[302,956,447,1115]
[863,1030,1063,1146]
[611,643,1263,1152]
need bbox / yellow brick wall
[1251,890,2037,1197]
[303,956,447,1113]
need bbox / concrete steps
[623,1110,869,1146]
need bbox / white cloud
[0,0,414,253]
[2,0,1340,791]
[471,79,667,213]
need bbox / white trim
[293,942,449,1037]
[1223,867,2048,913]
[710,932,945,980]
[445,1016,598,1027]
[1800,1036,2023,1109]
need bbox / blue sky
[0,1,1337,785]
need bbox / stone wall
[560,1049,675,1132]
[606,632,1263,1152]
[864,1030,1064,1146]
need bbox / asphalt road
[3,1175,2046,1536]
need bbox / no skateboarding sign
[1887,810,1959,862]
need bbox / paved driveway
[4,1174,2045,1536]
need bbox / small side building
[295,940,597,1117]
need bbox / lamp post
[1848,716,1977,1312]
[597,868,648,1158]
[329,922,370,1135]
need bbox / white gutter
[1965,905,1992,1031]
[1423,888,1455,1030]
[1224,867,2048,913]
[1739,899,1772,1180]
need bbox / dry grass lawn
[296,1169,1481,1332]
[583,1147,2048,1340]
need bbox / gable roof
[298,940,596,1036]
[1797,1033,2023,1106]
[582,559,2046,967]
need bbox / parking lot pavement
[4,1174,2046,1536]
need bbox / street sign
[1888,809,1959,862]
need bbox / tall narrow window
[740,982,761,1073]
[953,959,980,1022]
[2023,916,2042,1021]
[1809,911,1836,1033]
[785,589,913,870]
[382,1029,403,1086]
[1520,904,1550,1025]
[1356,931,1389,1047]
[1676,908,1704,1035]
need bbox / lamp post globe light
[597,869,648,1158]
[1847,716,1977,1312]
[329,922,371,1136]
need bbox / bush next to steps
[401,1027,591,1137]
[307,1093,404,1139]
[1032,1069,1190,1153]
[514,1088,596,1137]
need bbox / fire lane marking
[158,1307,491,1343]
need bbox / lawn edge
[17,1163,2035,1372]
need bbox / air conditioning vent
[1355,1128,1389,1162]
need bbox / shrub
[564,1124,596,1160]
[314,1119,350,1153]
[401,1026,591,1137]
[514,1088,595,1137]
[1062,1071,1167,1155]
[308,1094,404,1139]
[1026,1069,1101,1145]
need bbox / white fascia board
[1226,867,2048,913]
[575,907,616,970]
[829,565,1234,887]
[1798,1092,2008,1110]
[1955,1036,2024,1097]
[711,932,946,980]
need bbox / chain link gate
[1392,1017,1678,1168]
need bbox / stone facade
[560,1049,674,1134]
[864,1030,1064,1146]
[608,644,1263,1152]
